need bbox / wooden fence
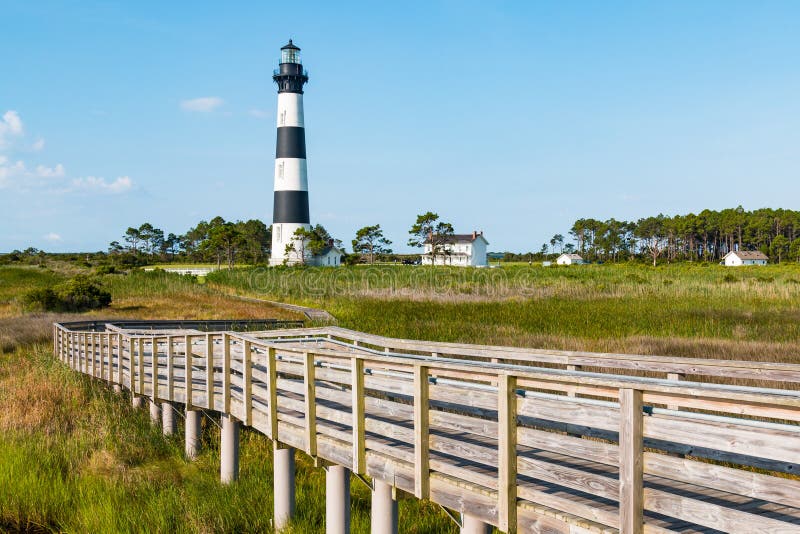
[53,321,800,533]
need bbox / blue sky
[1,1,799,253]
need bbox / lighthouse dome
[281,40,302,64]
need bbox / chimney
[328,239,334,247]
[472,231,477,239]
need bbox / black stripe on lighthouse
[275,127,306,159]
[272,191,310,223]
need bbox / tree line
[544,207,800,264]
[106,212,456,267]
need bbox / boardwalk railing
[53,321,800,534]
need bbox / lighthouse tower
[270,40,311,265]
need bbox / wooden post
[83,334,89,374]
[268,347,278,440]
[222,333,231,414]
[414,364,430,499]
[242,340,252,426]
[498,374,518,533]
[206,334,214,410]
[166,336,174,401]
[666,372,683,411]
[117,334,124,386]
[130,337,136,390]
[185,335,193,410]
[89,333,95,377]
[101,333,108,381]
[138,338,145,396]
[351,358,365,474]
[619,388,644,534]
[304,351,317,457]
[152,337,159,399]
[566,364,581,398]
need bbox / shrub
[22,288,60,311]
[23,275,112,312]
[95,264,117,275]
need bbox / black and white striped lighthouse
[270,40,311,265]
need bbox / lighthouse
[270,40,311,265]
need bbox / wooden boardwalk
[53,321,800,533]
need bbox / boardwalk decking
[53,321,800,533]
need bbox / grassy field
[209,263,800,362]
[2,261,800,532]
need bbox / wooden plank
[644,412,800,466]
[304,351,317,456]
[644,487,798,534]
[243,340,252,426]
[352,358,366,474]
[643,452,800,509]
[498,373,518,532]
[414,364,430,499]
[222,333,231,413]
[167,336,174,401]
[619,388,644,534]
[185,335,193,409]
[268,347,278,440]
[205,334,214,410]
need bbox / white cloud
[180,97,224,112]
[71,175,132,193]
[1,111,23,135]
[0,110,24,147]
[35,163,65,178]
[0,158,26,187]
[43,232,62,242]
[32,138,45,151]
[249,108,270,119]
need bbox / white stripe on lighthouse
[276,93,304,127]
[273,158,308,191]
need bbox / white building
[556,253,586,265]
[308,245,345,267]
[722,251,768,266]
[422,231,488,267]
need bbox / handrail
[52,321,800,533]
[256,325,800,386]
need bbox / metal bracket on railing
[436,505,462,528]
[200,409,223,431]
[353,473,372,491]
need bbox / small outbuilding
[722,251,768,266]
[309,245,345,267]
[556,253,586,265]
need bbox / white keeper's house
[556,253,586,265]
[722,250,769,266]
[422,231,488,267]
